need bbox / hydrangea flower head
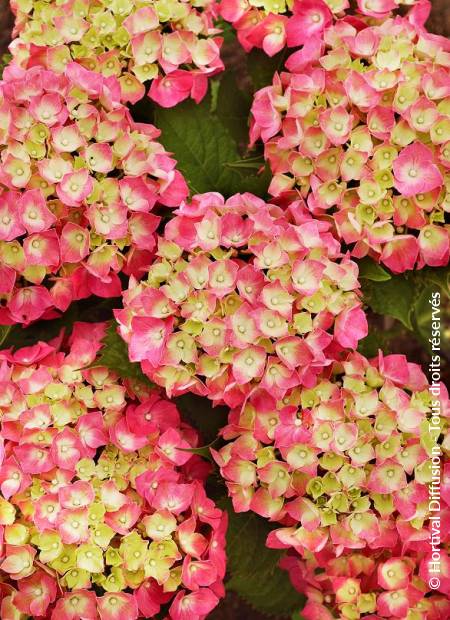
[0,322,227,619]
[214,349,449,558]
[281,545,450,619]
[0,65,188,324]
[221,0,426,57]
[10,0,224,106]
[249,12,450,271]
[116,192,367,406]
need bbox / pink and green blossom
[0,322,227,618]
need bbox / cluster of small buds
[249,10,450,272]
[213,349,449,560]
[0,64,188,325]
[115,192,368,407]
[220,0,424,57]
[10,0,224,107]
[281,546,450,619]
[0,322,227,620]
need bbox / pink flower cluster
[213,350,449,560]
[0,0,448,617]
[250,11,450,271]
[0,64,188,325]
[10,0,223,107]
[115,192,368,406]
[221,0,423,57]
[282,547,450,619]
[0,322,227,619]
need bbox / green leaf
[0,53,12,79]
[0,325,12,348]
[214,17,238,46]
[175,393,228,445]
[360,265,449,359]
[357,257,391,282]
[247,48,288,91]
[362,275,415,330]
[216,70,252,151]
[154,98,269,197]
[178,439,219,461]
[94,322,152,385]
[418,266,450,298]
[362,265,450,334]
[357,328,391,357]
[223,502,305,616]
[210,78,221,114]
